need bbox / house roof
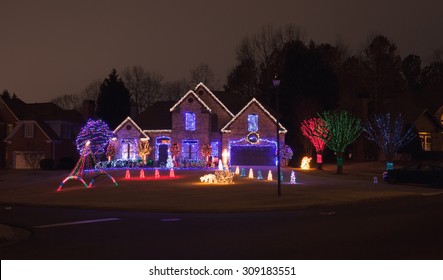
[221,98,288,133]
[212,90,249,115]
[135,101,175,130]
[2,97,84,141]
[194,83,234,117]
[169,90,212,113]
[113,116,149,139]
[3,98,83,123]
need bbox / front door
[158,144,169,165]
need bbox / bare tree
[122,65,163,113]
[189,63,219,89]
[161,79,188,101]
[23,149,44,174]
[80,79,102,102]
[51,94,81,110]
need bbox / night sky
[1,0,442,103]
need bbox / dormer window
[24,123,34,138]
[248,114,258,132]
[185,112,196,131]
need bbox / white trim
[113,116,149,140]
[221,98,287,133]
[194,82,234,117]
[5,120,52,141]
[169,90,212,113]
[144,129,172,133]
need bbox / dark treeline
[225,24,443,161]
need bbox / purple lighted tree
[76,119,113,157]
[363,113,416,169]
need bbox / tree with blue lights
[76,119,113,157]
[363,113,416,168]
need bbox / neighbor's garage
[230,145,276,166]
[13,151,44,169]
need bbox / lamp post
[273,75,281,196]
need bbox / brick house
[113,83,287,166]
[0,97,84,168]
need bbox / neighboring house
[415,108,443,152]
[112,83,287,166]
[0,97,84,169]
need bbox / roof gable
[5,120,52,142]
[221,98,287,133]
[415,109,443,132]
[113,116,149,139]
[169,90,212,113]
[194,83,234,117]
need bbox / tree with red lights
[169,143,180,163]
[316,110,361,174]
[300,118,327,170]
[201,144,212,167]
[106,143,116,161]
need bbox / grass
[0,162,441,212]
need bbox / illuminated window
[182,140,198,160]
[419,132,431,151]
[185,112,196,131]
[248,114,258,132]
[211,141,219,157]
[24,123,34,138]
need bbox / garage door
[230,145,276,166]
[13,151,44,169]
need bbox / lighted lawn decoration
[363,113,416,170]
[257,170,263,180]
[316,110,362,174]
[201,144,212,166]
[290,171,296,184]
[139,169,145,179]
[300,118,327,169]
[300,156,312,170]
[279,144,294,167]
[57,140,118,191]
[58,120,117,191]
[240,168,246,177]
[280,171,284,182]
[154,168,160,179]
[125,169,130,179]
[106,142,116,161]
[235,166,240,175]
[218,160,224,170]
[248,168,254,178]
[200,174,217,183]
[267,170,273,181]
[75,119,113,159]
[138,139,153,165]
[169,169,175,178]
[169,143,180,164]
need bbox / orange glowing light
[300,157,312,170]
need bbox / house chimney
[82,99,96,120]
[130,102,138,119]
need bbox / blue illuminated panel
[248,114,258,132]
[185,112,196,131]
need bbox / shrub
[58,157,76,170]
[39,158,54,170]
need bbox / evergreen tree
[96,69,131,129]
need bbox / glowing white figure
[222,149,229,169]
[218,159,224,170]
[267,170,273,181]
[301,156,312,170]
[235,166,240,175]
[248,168,254,178]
